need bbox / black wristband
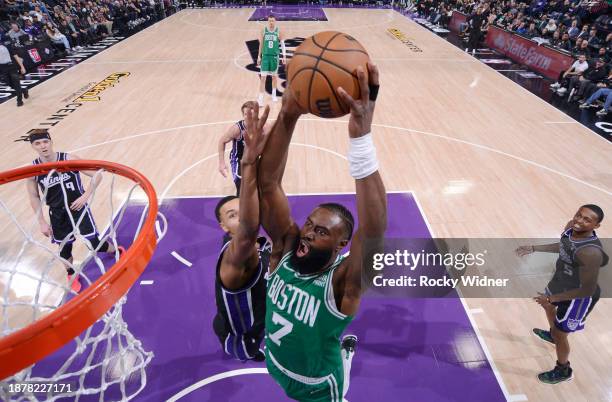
[369,84,379,102]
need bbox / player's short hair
[215,195,238,222]
[241,101,258,114]
[268,14,276,20]
[581,204,604,223]
[15,128,52,143]
[318,203,355,241]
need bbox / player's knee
[59,244,73,260]
[551,326,568,342]
[258,178,279,194]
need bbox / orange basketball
[287,31,370,118]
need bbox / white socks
[341,346,354,398]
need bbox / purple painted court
[36,192,505,401]
[249,6,328,21]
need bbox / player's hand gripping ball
[287,31,371,118]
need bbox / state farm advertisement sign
[485,26,573,79]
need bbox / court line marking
[140,280,154,285]
[374,122,612,197]
[158,141,348,202]
[398,10,610,145]
[542,121,580,124]
[412,194,514,401]
[171,251,193,267]
[150,189,414,199]
[85,55,480,66]
[469,308,484,314]
[508,394,529,401]
[167,367,269,401]
[67,119,611,198]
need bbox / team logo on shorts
[567,319,580,331]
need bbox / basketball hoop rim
[0,160,158,380]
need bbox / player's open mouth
[297,239,310,258]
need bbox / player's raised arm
[337,63,387,316]
[221,104,271,289]
[258,89,305,268]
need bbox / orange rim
[0,160,158,380]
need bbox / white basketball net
[0,168,165,401]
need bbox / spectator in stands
[544,18,557,34]
[567,19,580,39]
[598,47,609,63]
[23,19,41,38]
[551,53,588,95]
[579,85,612,116]
[8,22,27,43]
[558,32,572,51]
[579,69,612,100]
[94,7,113,35]
[572,37,584,54]
[576,24,589,40]
[29,6,43,22]
[58,16,85,49]
[549,30,562,47]
[586,28,601,48]
[20,11,32,24]
[606,33,612,52]
[45,22,72,53]
[31,15,45,31]
[525,22,539,39]
[578,39,591,57]
[515,21,527,35]
[566,58,608,101]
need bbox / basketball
[287,31,370,118]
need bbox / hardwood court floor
[1,8,611,402]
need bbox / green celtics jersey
[265,251,353,382]
[262,26,280,56]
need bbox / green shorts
[261,54,279,75]
[266,350,345,402]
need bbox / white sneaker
[272,96,278,102]
[596,109,608,116]
[578,103,591,109]
[550,82,561,89]
[557,88,567,94]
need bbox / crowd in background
[0,0,164,53]
[414,0,611,114]
[1,0,611,114]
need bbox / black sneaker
[17,99,23,107]
[252,349,265,362]
[532,328,555,345]
[538,362,573,384]
[341,334,358,355]
[23,89,29,99]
